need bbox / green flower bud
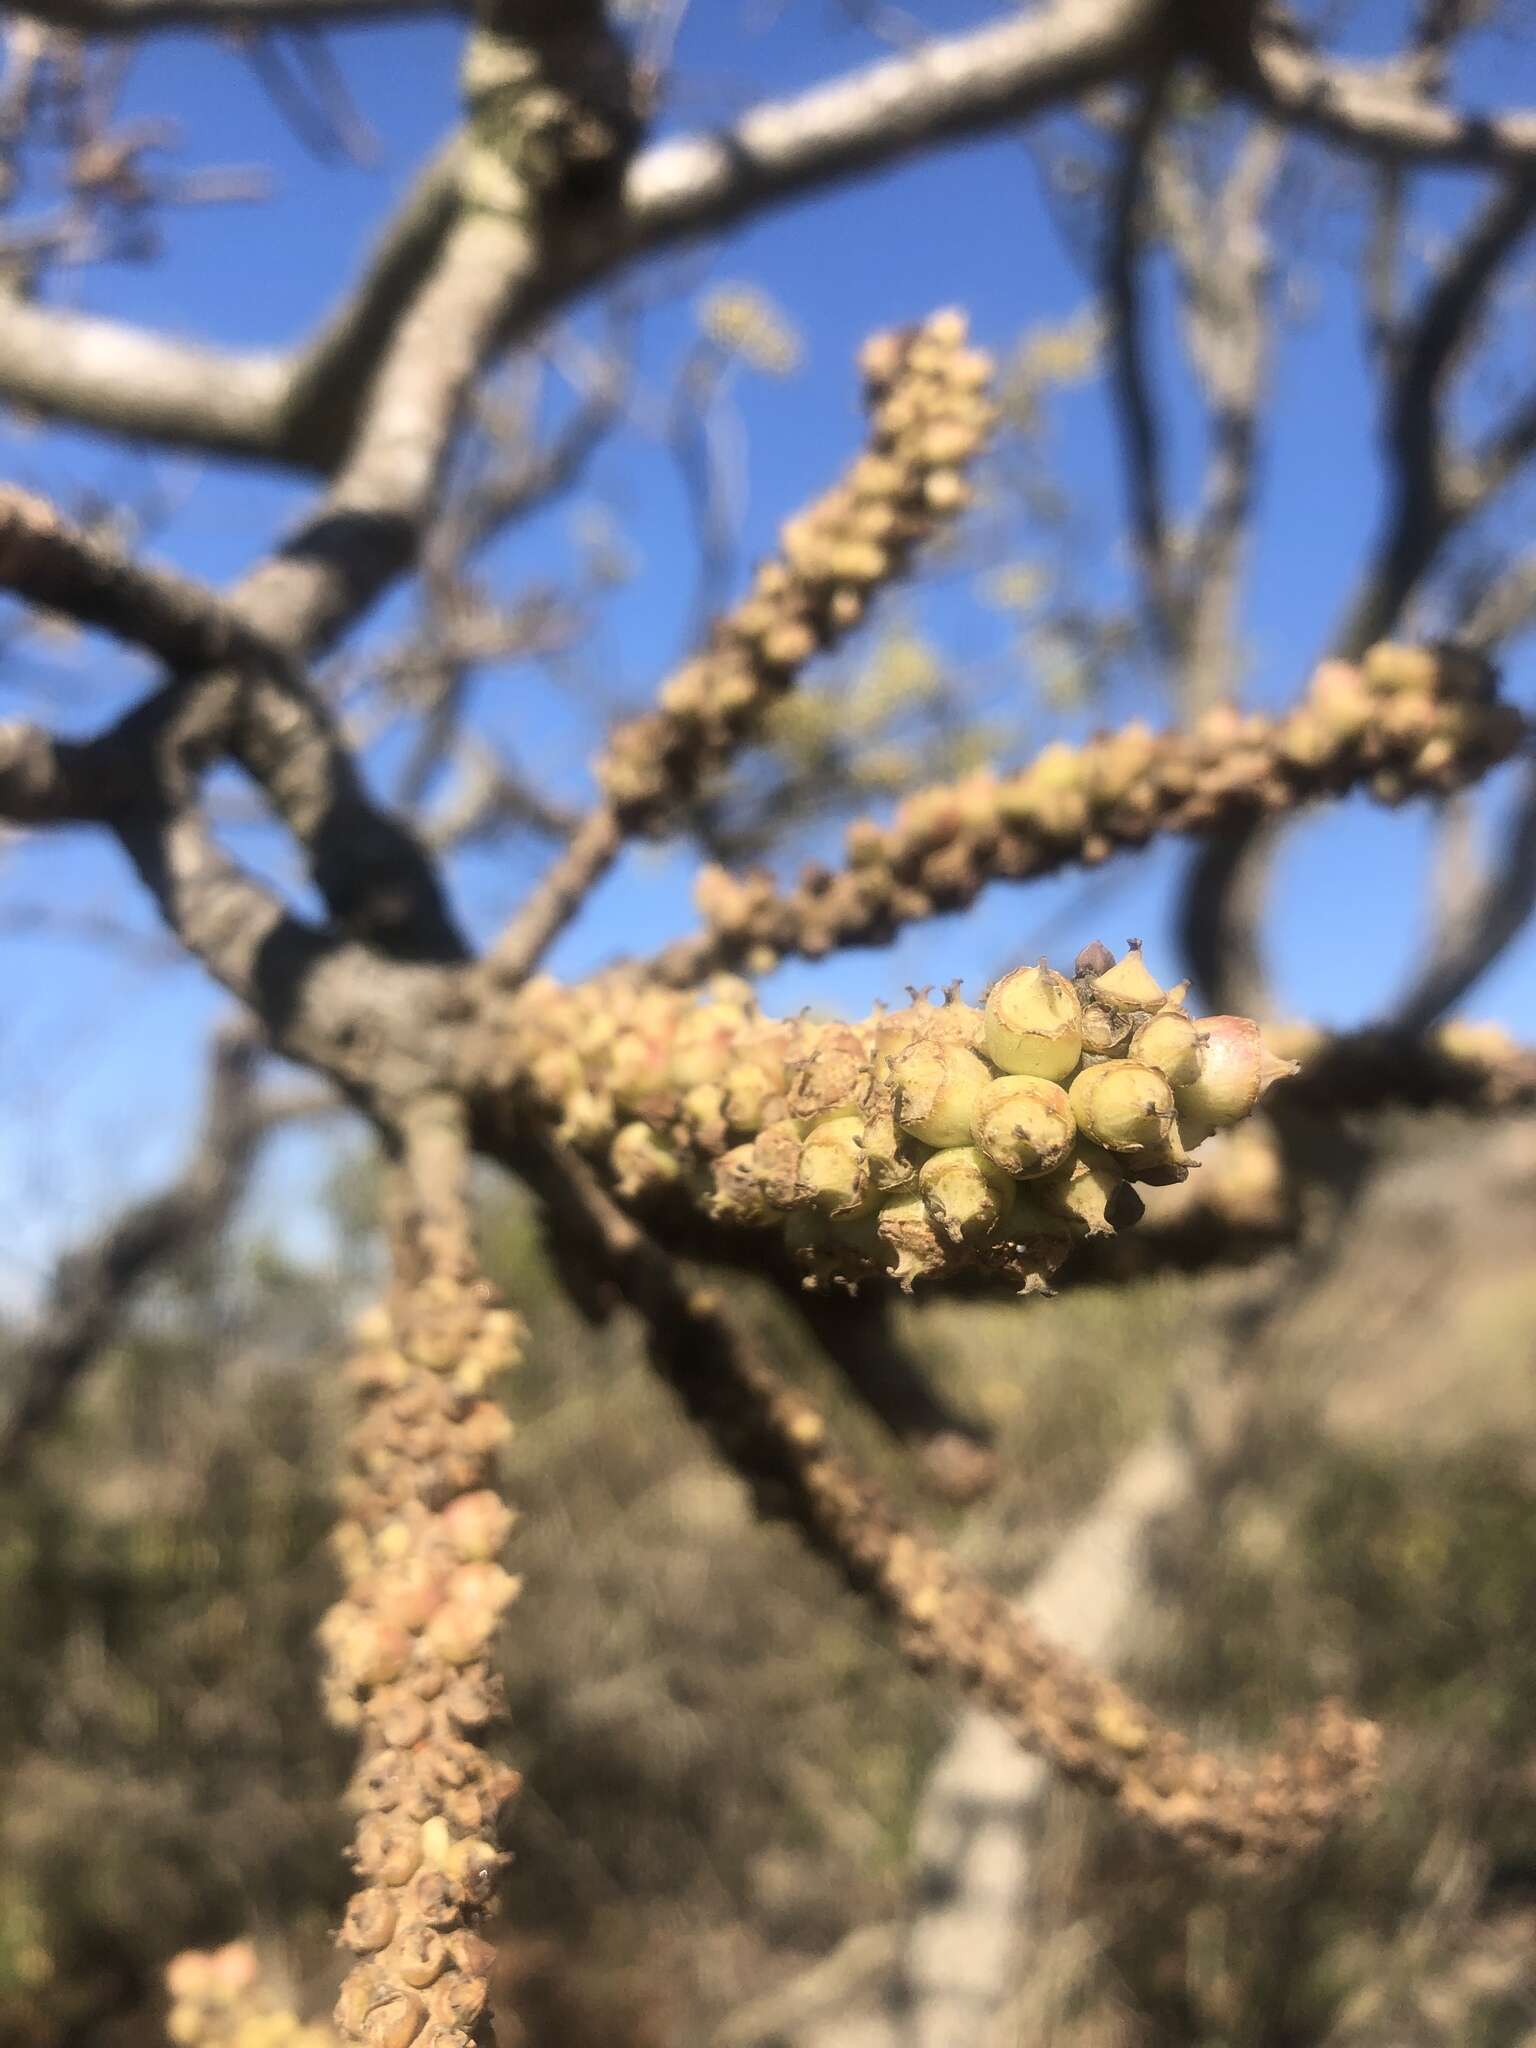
[971,1072,1076,1180]
[1130,1007,1203,1087]
[918,1146,1015,1245]
[1175,1015,1298,1137]
[982,964,1083,1080]
[859,1083,919,1194]
[890,1038,992,1147]
[1088,941,1165,1014]
[1034,1153,1126,1236]
[722,1061,781,1133]
[875,1190,948,1291]
[797,1114,872,1216]
[1068,1059,1176,1154]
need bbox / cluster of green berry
[498,942,1295,1293]
[663,641,1523,978]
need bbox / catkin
[484,941,1295,1294]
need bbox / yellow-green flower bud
[1034,1153,1128,1236]
[609,1123,682,1201]
[1088,941,1165,1014]
[918,1145,1014,1245]
[1130,1007,1203,1087]
[875,1190,948,1290]
[860,1083,918,1194]
[1175,1015,1297,1136]
[1068,1058,1176,1154]
[797,1114,872,1216]
[982,964,1082,1080]
[890,1038,992,1147]
[971,1072,1076,1180]
[722,1061,781,1133]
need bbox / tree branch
[0,0,1167,465]
[517,1128,1380,1867]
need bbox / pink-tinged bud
[1034,1154,1126,1236]
[340,1617,413,1690]
[447,1561,521,1616]
[1176,1015,1297,1136]
[875,1191,949,1291]
[796,1114,871,1216]
[982,965,1082,1081]
[1088,941,1165,1014]
[1130,1008,1203,1088]
[971,1073,1075,1180]
[1068,1059,1176,1154]
[423,1600,496,1667]
[164,1953,216,2004]
[609,1123,682,1201]
[374,1560,445,1635]
[340,1888,397,1955]
[918,1147,1014,1246]
[890,1038,992,1147]
[209,1943,259,1999]
[441,1491,515,1563]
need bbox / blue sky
[2,1,1533,1300]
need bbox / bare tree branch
[0,0,1167,464]
[10,0,462,29]
[1234,18,1536,168]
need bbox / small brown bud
[392,1927,449,1990]
[340,1889,398,1955]
[1074,940,1115,979]
[362,1988,426,2048]
[428,1971,489,2031]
